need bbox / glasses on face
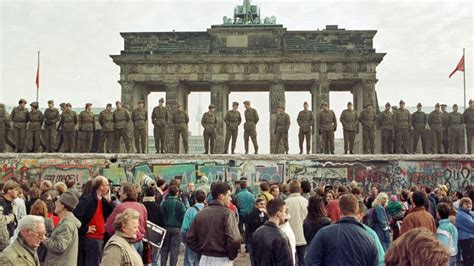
[30,230,46,239]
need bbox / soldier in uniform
[243,101,259,154]
[447,104,463,154]
[340,102,358,154]
[391,105,399,153]
[113,101,131,153]
[318,102,337,154]
[441,104,450,153]
[359,103,377,154]
[395,100,411,154]
[274,104,291,154]
[411,103,427,154]
[11,99,29,153]
[43,100,60,152]
[297,102,314,154]
[132,100,147,153]
[0,103,16,152]
[201,104,218,154]
[377,103,394,154]
[463,99,474,154]
[172,104,189,154]
[151,98,168,154]
[60,103,77,153]
[98,103,114,153]
[27,102,43,152]
[224,102,241,154]
[55,103,66,152]
[78,103,95,153]
[428,103,444,154]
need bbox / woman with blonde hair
[368,192,391,251]
[101,208,143,266]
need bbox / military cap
[435,103,440,107]
[453,104,458,108]
[385,102,391,107]
[115,101,121,105]
[469,99,473,104]
[366,103,373,107]
[399,100,405,104]
[304,101,309,105]
[321,101,328,106]
[347,102,353,105]
[392,106,398,109]
[66,103,72,107]
[159,98,164,103]
[106,103,112,108]
[417,103,422,107]
[278,104,285,109]
[243,101,250,105]
[138,99,145,104]
[47,100,54,104]
[19,98,27,104]
[208,104,216,109]
[60,103,66,108]
[30,102,39,108]
[0,103,5,108]
[232,101,239,106]
[441,104,447,107]
[85,103,92,108]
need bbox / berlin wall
[1,154,472,195]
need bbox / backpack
[437,229,456,256]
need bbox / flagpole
[36,51,40,102]
[463,48,466,110]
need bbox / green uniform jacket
[463,108,474,129]
[447,112,463,131]
[132,108,147,129]
[98,110,114,132]
[60,111,77,132]
[28,110,43,130]
[172,109,189,131]
[79,110,95,131]
[42,213,81,266]
[201,111,218,133]
[113,108,130,129]
[44,108,60,128]
[224,110,242,130]
[275,112,291,133]
[297,110,314,132]
[318,110,337,131]
[442,111,449,129]
[395,109,411,129]
[11,107,29,129]
[244,108,259,130]
[428,110,444,130]
[359,110,377,130]
[411,111,427,130]
[151,106,168,127]
[377,110,394,130]
[340,109,358,131]
[0,107,10,128]
[0,237,39,266]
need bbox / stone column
[210,82,229,154]
[164,81,188,153]
[363,81,381,153]
[269,82,285,154]
[352,82,364,154]
[311,82,329,153]
[119,81,145,153]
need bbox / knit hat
[59,191,79,210]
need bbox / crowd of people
[0,175,473,266]
[1,98,474,155]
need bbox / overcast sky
[1,0,473,153]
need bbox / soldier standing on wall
[152,98,168,154]
[411,103,427,154]
[395,100,411,154]
[43,100,60,152]
[201,104,218,154]
[172,104,189,154]
[318,102,337,154]
[274,104,291,154]
[78,103,95,153]
[113,101,131,153]
[447,104,463,154]
[340,102,358,154]
[27,102,43,153]
[377,103,394,154]
[11,99,29,153]
[441,104,450,153]
[60,103,77,153]
[243,101,259,154]
[55,103,66,152]
[359,103,377,154]
[297,101,314,154]
[463,99,474,154]
[0,103,16,153]
[224,102,241,154]
[98,103,114,153]
[391,105,399,154]
[428,103,444,154]
[132,100,147,154]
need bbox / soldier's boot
[254,148,258,155]
[344,150,348,154]
[299,150,303,154]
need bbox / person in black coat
[142,187,165,227]
[303,195,332,244]
[244,198,269,258]
[251,198,293,266]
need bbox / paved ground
[175,245,250,265]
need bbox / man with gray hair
[0,215,45,265]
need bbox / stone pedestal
[269,82,285,154]
[210,82,229,154]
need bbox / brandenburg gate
[111,0,385,154]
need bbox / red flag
[449,55,464,78]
